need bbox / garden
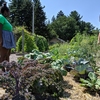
[0,29,100,100]
[0,0,100,99]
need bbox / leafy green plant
[74,58,91,74]
[24,49,67,76]
[80,72,100,91]
[24,67,64,99]
[62,57,95,80]
[0,60,64,100]
[0,61,35,100]
[51,59,67,76]
[24,49,52,61]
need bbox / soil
[0,54,100,100]
[60,73,100,100]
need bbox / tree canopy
[9,0,32,31]
[0,0,5,6]
[48,10,97,41]
[8,0,99,41]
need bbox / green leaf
[80,78,89,84]
[75,65,87,74]
[60,67,67,76]
[88,72,96,82]
[80,78,93,88]
[96,79,100,85]
[87,82,94,88]
[69,70,78,76]
[80,83,87,87]
[95,85,100,90]
[52,66,60,69]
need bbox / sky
[6,0,100,29]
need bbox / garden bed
[0,73,100,100]
[1,49,100,100]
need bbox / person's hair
[0,2,9,14]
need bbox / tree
[49,16,77,41]
[9,0,32,31]
[69,10,95,35]
[92,28,99,35]
[33,0,48,38]
[56,10,65,18]
[0,0,5,6]
[51,15,56,22]
[69,10,82,22]
[84,22,95,35]
[9,0,49,38]
[69,11,82,32]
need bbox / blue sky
[6,0,100,29]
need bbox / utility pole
[32,1,34,35]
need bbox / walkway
[10,53,23,62]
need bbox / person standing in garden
[0,2,15,62]
[97,30,100,44]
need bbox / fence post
[22,29,24,57]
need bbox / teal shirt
[0,14,12,32]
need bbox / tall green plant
[34,34,49,52]
[16,34,38,53]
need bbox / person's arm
[0,23,3,46]
[97,33,100,44]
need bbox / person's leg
[6,49,11,62]
[97,33,100,44]
[0,46,10,63]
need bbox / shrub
[16,33,38,53]
[14,27,49,52]
[70,33,97,46]
[13,26,30,42]
[34,34,49,52]
[11,48,16,53]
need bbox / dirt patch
[10,53,23,62]
[0,88,5,97]
[60,73,100,100]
